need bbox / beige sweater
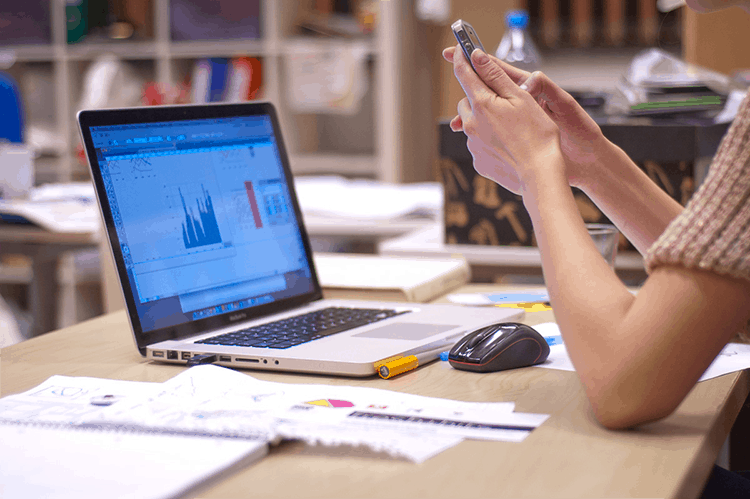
[645,92,750,283]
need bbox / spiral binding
[0,418,268,442]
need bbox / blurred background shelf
[289,153,376,177]
[65,41,160,59]
[3,0,750,341]
[1,0,438,185]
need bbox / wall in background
[683,6,750,76]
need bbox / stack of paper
[0,182,100,233]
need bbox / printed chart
[305,399,355,408]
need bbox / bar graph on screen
[179,185,223,248]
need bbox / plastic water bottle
[495,10,542,73]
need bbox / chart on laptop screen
[90,116,310,321]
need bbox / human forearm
[521,157,750,429]
[521,159,637,409]
[574,139,684,256]
[520,159,739,429]
[522,159,635,324]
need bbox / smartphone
[451,19,485,73]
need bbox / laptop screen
[86,109,317,336]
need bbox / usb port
[152,351,164,358]
[181,352,191,360]
[167,350,178,360]
[219,356,231,362]
[235,357,259,363]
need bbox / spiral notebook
[0,421,266,499]
[0,374,267,499]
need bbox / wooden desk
[2,284,748,499]
[0,225,98,336]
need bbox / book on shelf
[313,253,471,303]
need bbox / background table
[0,225,98,336]
[379,225,646,284]
[2,283,748,498]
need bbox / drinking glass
[586,223,619,269]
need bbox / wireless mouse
[448,322,550,373]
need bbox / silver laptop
[78,102,522,376]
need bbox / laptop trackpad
[353,324,458,341]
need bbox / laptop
[78,102,522,376]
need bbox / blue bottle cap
[440,351,450,361]
[506,10,530,29]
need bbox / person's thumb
[470,49,517,99]
[520,71,573,116]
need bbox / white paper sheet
[0,375,161,424]
[0,182,100,233]
[274,422,463,463]
[294,175,442,221]
[1,366,549,464]
[0,199,100,233]
[699,343,750,381]
[91,365,539,463]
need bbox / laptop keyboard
[195,307,409,349]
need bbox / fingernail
[473,49,489,65]
[520,75,533,92]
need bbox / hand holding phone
[451,19,485,73]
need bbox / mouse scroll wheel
[467,325,502,349]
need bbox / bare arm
[574,138,684,256]
[523,161,750,428]
[508,65,686,255]
[452,47,750,429]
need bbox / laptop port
[181,352,191,360]
[219,356,231,362]
[235,357,259,363]
[152,351,164,358]
[167,350,178,360]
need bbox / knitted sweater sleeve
[644,93,750,283]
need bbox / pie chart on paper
[306,399,355,408]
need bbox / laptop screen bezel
[78,102,324,355]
